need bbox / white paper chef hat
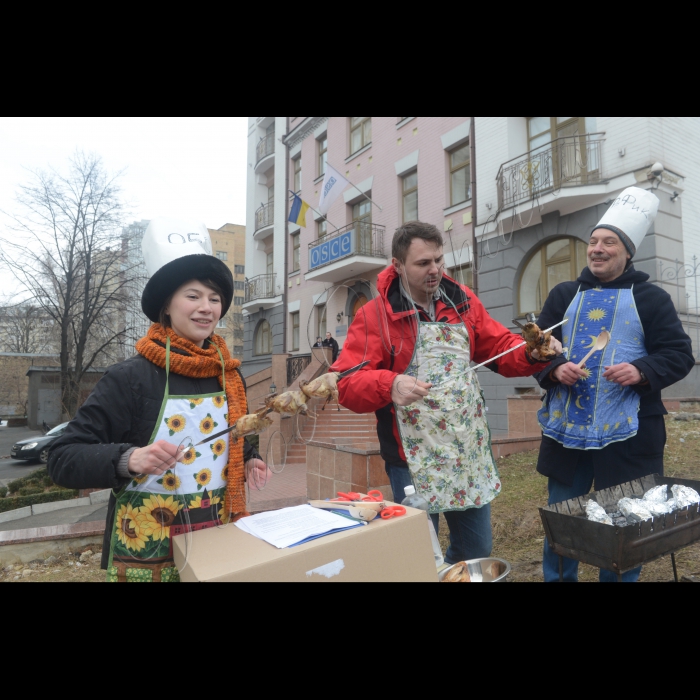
[595,187,660,258]
[140,217,233,323]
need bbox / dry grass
[439,409,700,582]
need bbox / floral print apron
[107,339,230,583]
[395,320,501,515]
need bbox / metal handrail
[256,134,275,164]
[245,274,277,304]
[497,133,605,210]
[309,221,385,260]
[287,354,312,386]
[255,202,274,232]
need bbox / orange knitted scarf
[136,324,249,519]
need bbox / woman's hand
[128,440,184,476]
[247,459,272,491]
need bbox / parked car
[10,422,70,464]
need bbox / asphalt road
[0,424,45,488]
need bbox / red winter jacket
[333,267,547,465]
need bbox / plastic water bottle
[402,486,445,568]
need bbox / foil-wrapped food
[643,485,669,504]
[671,485,700,509]
[618,498,653,524]
[586,500,614,526]
[646,501,674,517]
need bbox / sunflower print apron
[538,287,646,450]
[395,319,501,516]
[107,339,231,583]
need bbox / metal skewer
[466,319,569,373]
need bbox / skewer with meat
[264,390,313,418]
[521,322,557,361]
[232,407,274,437]
[300,372,341,410]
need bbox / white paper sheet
[235,505,361,549]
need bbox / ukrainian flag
[289,193,311,228]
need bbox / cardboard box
[173,506,439,583]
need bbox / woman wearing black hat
[48,219,268,583]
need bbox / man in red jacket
[334,221,561,565]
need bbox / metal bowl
[439,558,511,583]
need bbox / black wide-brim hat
[141,254,234,323]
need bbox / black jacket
[48,350,259,569]
[323,337,340,361]
[535,266,695,488]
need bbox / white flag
[318,164,351,216]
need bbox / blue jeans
[386,463,493,565]
[544,463,642,583]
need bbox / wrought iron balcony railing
[287,354,312,386]
[308,221,385,272]
[255,202,274,232]
[497,134,605,210]
[245,274,277,304]
[256,133,275,165]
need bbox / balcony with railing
[255,133,275,174]
[255,202,274,236]
[306,222,388,284]
[497,134,605,211]
[244,274,280,312]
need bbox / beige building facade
[209,223,246,359]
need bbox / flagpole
[327,164,384,213]
[349,183,383,212]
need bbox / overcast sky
[0,117,249,230]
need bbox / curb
[0,489,111,524]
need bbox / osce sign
[310,229,356,271]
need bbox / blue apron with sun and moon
[538,287,646,450]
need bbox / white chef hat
[140,217,233,323]
[594,187,660,258]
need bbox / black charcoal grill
[539,475,700,582]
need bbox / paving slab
[0,503,108,532]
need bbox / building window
[216,251,228,261]
[318,219,327,239]
[318,136,327,178]
[317,304,327,339]
[234,296,245,307]
[519,237,589,316]
[235,265,245,275]
[350,117,372,155]
[293,157,302,193]
[217,319,227,329]
[266,252,274,276]
[528,117,588,152]
[402,172,418,223]
[450,143,471,206]
[449,264,473,289]
[353,200,372,254]
[234,281,245,291]
[292,233,301,273]
[291,312,300,351]
[255,320,272,356]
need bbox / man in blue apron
[535,187,695,582]
[335,222,562,565]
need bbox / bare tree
[0,303,56,354]
[0,152,137,419]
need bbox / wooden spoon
[577,331,611,369]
